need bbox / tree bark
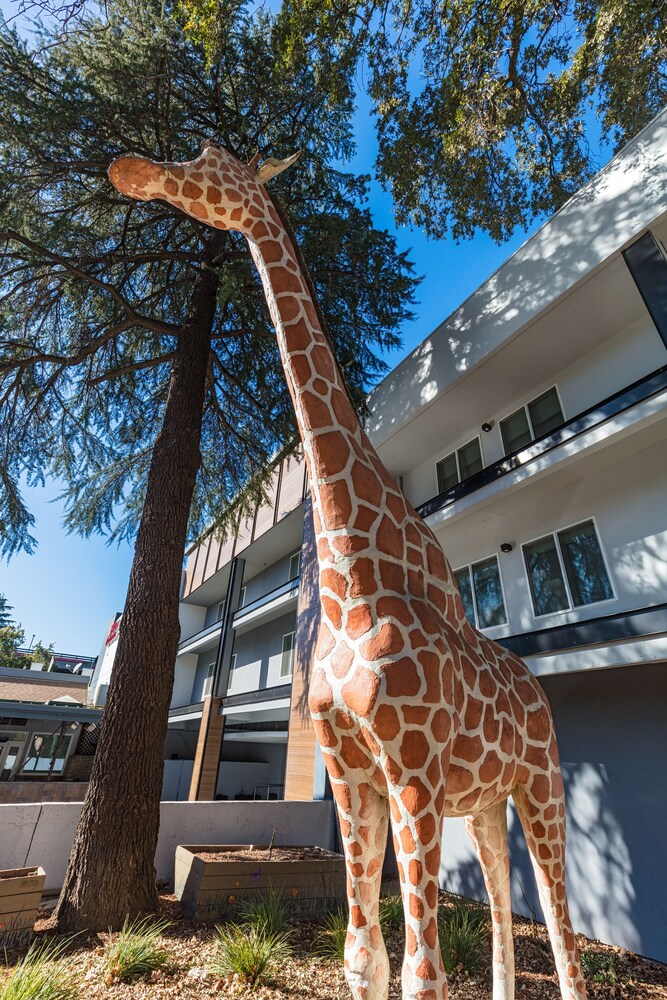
[53,256,218,932]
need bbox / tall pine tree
[0,0,417,929]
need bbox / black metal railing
[233,575,300,622]
[417,365,667,520]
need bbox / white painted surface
[0,800,335,893]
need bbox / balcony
[417,366,667,521]
[177,576,301,656]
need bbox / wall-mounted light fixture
[500,542,513,553]
[481,421,494,432]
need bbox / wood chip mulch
[0,892,665,999]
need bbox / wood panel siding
[284,501,319,801]
[188,696,225,801]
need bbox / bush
[211,924,291,986]
[103,915,172,984]
[314,908,348,961]
[237,889,290,936]
[1,937,78,1000]
[438,898,489,976]
[379,895,404,934]
[581,950,617,985]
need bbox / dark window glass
[557,521,613,606]
[528,388,564,439]
[524,536,569,616]
[458,439,483,480]
[472,557,507,628]
[500,408,532,454]
[436,453,459,492]
[454,567,475,625]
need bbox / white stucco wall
[228,611,297,695]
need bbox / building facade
[170,110,667,960]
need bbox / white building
[170,109,667,961]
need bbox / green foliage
[0,624,25,669]
[0,593,14,627]
[581,949,617,985]
[314,908,347,961]
[204,0,667,242]
[0,0,417,559]
[211,924,291,985]
[0,936,79,1000]
[437,898,489,976]
[30,642,55,670]
[237,889,290,936]
[379,894,403,934]
[103,915,172,983]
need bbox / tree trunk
[53,260,218,932]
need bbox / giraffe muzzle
[108,155,167,201]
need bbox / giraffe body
[109,142,587,1000]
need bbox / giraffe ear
[256,151,302,185]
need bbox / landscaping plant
[581,949,618,986]
[237,889,290,936]
[0,937,78,1000]
[379,894,404,934]
[437,897,489,976]
[314,908,348,961]
[103,915,172,984]
[211,924,291,986]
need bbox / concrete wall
[228,611,297,695]
[0,799,335,893]
[440,662,667,963]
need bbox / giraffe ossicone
[109,141,587,1000]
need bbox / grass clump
[104,915,172,984]
[379,895,404,934]
[314,908,348,961]
[581,950,618,985]
[211,924,291,986]
[1,937,78,1000]
[237,889,290,936]
[438,897,489,976]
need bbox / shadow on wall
[443,662,667,963]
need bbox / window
[238,587,246,609]
[288,550,301,581]
[203,661,216,697]
[523,519,614,617]
[500,387,564,455]
[21,732,73,775]
[436,438,483,493]
[454,556,507,629]
[280,631,296,678]
[216,601,225,622]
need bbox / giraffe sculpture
[109,142,587,1000]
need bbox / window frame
[288,550,301,581]
[238,586,247,610]
[499,385,565,455]
[20,731,74,776]
[280,631,296,678]
[203,661,216,698]
[435,435,484,494]
[521,516,616,620]
[216,601,225,622]
[453,553,508,631]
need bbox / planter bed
[175,844,345,922]
[0,866,45,946]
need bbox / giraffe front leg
[388,789,447,1000]
[328,763,391,1000]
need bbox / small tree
[0,0,416,930]
[0,623,25,669]
[0,592,14,627]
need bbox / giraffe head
[108,140,300,237]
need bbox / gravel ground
[1,893,665,1000]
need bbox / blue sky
[0,29,553,656]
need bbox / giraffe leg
[388,794,447,1000]
[465,801,515,1000]
[330,770,391,1000]
[513,774,587,1000]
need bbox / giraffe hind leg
[465,800,515,1000]
[513,775,587,1000]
